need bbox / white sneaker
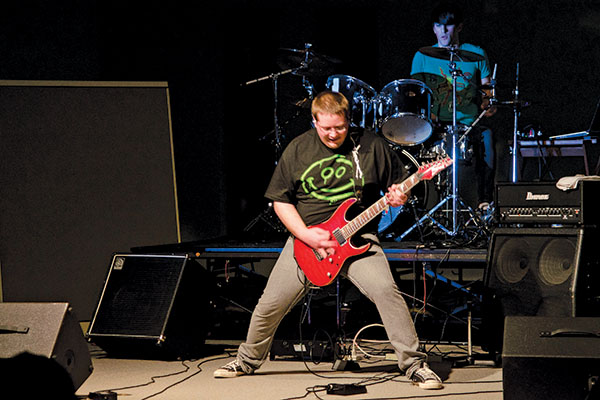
[213,359,250,378]
[406,361,443,390]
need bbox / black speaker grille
[92,255,186,337]
[488,229,580,317]
[494,238,531,284]
[538,238,575,286]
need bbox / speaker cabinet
[0,302,93,390]
[486,227,600,317]
[503,316,600,400]
[87,254,214,359]
[483,227,600,354]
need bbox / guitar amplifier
[496,181,600,225]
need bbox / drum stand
[399,47,485,241]
[242,44,316,233]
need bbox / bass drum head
[378,149,439,240]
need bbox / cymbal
[277,48,342,77]
[418,46,485,62]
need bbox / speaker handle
[540,328,600,338]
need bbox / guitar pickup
[332,228,346,246]
[312,249,324,261]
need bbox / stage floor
[76,342,503,400]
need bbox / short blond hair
[311,91,349,121]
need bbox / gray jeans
[236,234,425,373]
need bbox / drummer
[411,1,496,211]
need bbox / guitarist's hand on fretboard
[385,183,409,207]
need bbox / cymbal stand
[242,49,313,233]
[511,63,520,183]
[400,47,476,240]
[243,44,316,162]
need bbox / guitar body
[294,198,371,287]
[292,156,452,287]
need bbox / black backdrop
[2,0,599,242]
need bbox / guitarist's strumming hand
[300,227,338,261]
[273,201,338,260]
[386,184,409,207]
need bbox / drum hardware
[401,45,482,239]
[293,97,312,109]
[417,46,485,63]
[325,74,378,129]
[325,75,435,144]
[277,45,342,78]
[243,44,339,234]
[377,149,435,238]
[244,43,338,162]
[492,63,532,183]
[376,60,503,242]
[378,79,434,146]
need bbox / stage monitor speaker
[0,302,93,390]
[87,254,214,359]
[483,227,600,354]
[502,316,600,400]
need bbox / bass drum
[378,149,439,238]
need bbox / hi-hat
[277,48,342,77]
[418,46,485,62]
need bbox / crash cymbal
[418,46,485,62]
[277,48,342,77]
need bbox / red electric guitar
[294,156,453,286]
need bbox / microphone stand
[511,63,520,183]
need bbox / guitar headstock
[417,156,453,180]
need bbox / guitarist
[214,91,443,390]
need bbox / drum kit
[244,43,530,243]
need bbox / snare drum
[326,75,377,129]
[378,79,433,146]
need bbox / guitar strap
[349,130,364,204]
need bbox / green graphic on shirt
[300,154,362,204]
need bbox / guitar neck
[340,172,422,239]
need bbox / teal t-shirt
[410,43,491,125]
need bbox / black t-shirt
[265,127,407,232]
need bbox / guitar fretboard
[340,172,422,240]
